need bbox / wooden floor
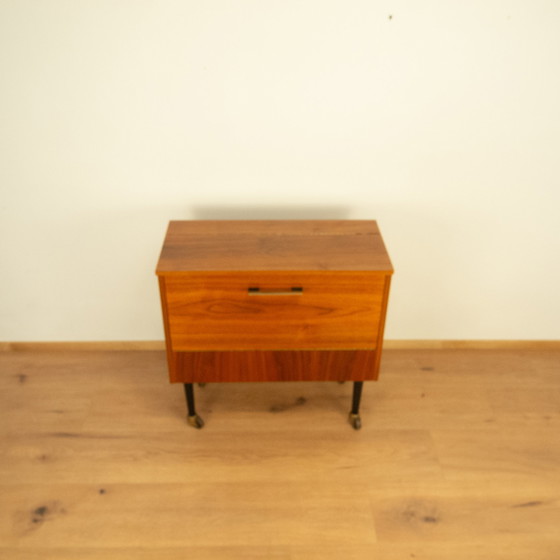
[1,348,559,559]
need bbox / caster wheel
[187,414,205,429]
[348,413,362,430]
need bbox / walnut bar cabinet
[156,220,393,430]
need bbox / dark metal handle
[248,287,303,296]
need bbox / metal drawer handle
[248,287,303,296]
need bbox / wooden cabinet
[156,220,393,429]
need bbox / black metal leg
[351,381,363,414]
[184,383,196,416]
[349,381,363,430]
[183,383,204,429]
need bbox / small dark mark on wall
[17,374,28,384]
[99,488,106,495]
[420,366,434,371]
[388,14,393,20]
[423,515,438,523]
[421,393,426,398]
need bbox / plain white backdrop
[1,1,559,341]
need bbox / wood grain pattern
[1,348,559,559]
[171,350,378,383]
[373,275,392,376]
[158,276,178,378]
[156,220,394,273]
[164,271,386,351]
[155,220,393,395]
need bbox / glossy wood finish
[164,271,387,351]
[156,220,393,384]
[171,350,377,383]
[373,273,392,377]
[158,276,178,380]
[156,220,393,273]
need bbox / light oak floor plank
[1,348,559,558]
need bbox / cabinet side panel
[171,350,377,383]
[371,274,392,380]
[158,276,180,382]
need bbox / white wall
[1,0,559,341]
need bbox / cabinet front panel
[164,272,387,351]
[171,350,379,383]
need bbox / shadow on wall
[190,205,353,220]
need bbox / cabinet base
[169,350,379,384]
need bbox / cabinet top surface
[156,220,393,274]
